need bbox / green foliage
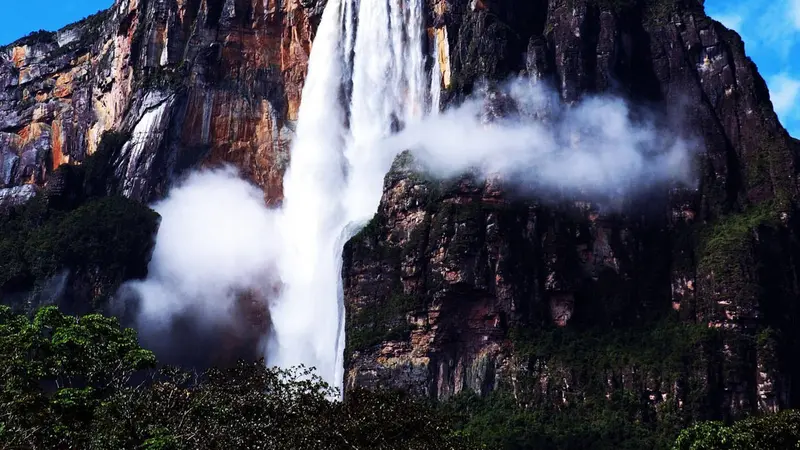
[484,317,723,449]
[757,327,780,370]
[673,410,800,450]
[0,306,473,450]
[444,391,666,450]
[0,305,156,448]
[511,316,717,380]
[90,365,475,450]
[352,214,385,244]
[25,196,159,283]
[698,201,779,278]
[1,29,56,50]
[67,8,111,44]
[348,212,403,265]
[337,389,476,450]
[0,195,159,304]
[346,293,423,354]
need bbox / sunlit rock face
[342,0,800,425]
[0,0,324,203]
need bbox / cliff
[0,0,324,204]
[342,0,800,433]
[1,0,799,442]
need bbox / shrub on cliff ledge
[1,29,56,50]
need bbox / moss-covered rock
[0,194,159,312]
[346,292,425,355]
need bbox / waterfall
[267,0,429,392]
[266,0,348,389]
[430,29,442,114]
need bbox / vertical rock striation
[2,0,799,428]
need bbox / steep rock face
[0,0,324,203]
[343,0,800,425]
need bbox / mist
[383,79,695,197]
[124,167,279,364]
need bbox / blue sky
[706,0,800,137]
[0,0,796,136]
[0,0,111,46]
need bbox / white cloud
[755,2,799,58]
[791,0,800,29]
[128,166,280,331]
[768,73,800,118]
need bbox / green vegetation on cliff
[467,316,721,449]
[445,390,668,450]
[0,131,159,311]
[510,316,718,383]
[346,292,423,355]
[445,391,800,450]
[697,201,779,278]
[0,195,159,308]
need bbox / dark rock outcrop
[343,0,800,428]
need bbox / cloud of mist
[383,79,696,197]
[127,167,279,337]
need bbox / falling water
[267,0,430,391]
[266,0,348,389]
[430,30,443,114]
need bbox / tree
[0,306,475,450]
[0,305,156,449]
[673,411,800,450]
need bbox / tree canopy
[0,305,475,450]
[672,411,800,450]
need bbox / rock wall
[0,0,325,368]
[343,0,800,425]
[0,0,324,203]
